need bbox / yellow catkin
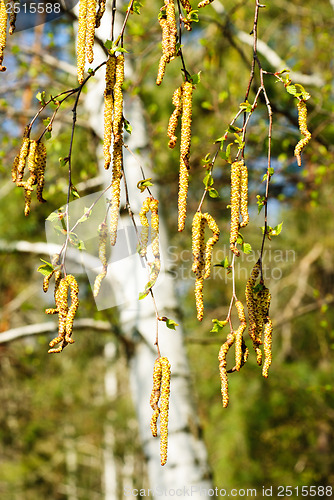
[95,0,106,28]
[165,1,177,60]
[156,14,169,86]
[113,54,124,142]
[103,55,116,170]
[86,0,97,64]
[167,86,182,148]
[77,0,88,84]
[43,269,55,293]
[110,138,122,246]
[229,160,242,256]
[156,54,168,87]
[294,100,311,167]
[198,0,214,7]
[35,142,47,203]
[150,198,160,260]
[110,55,124,247]
[93,222,108,297]
[178,81,193,232]
[16,136,30,184]
[150,357,163,438]
[194,275,204,321]
[64,275,79,344]
[159,356,171,467]
[262,317,273,378]
[234,300,247,371]
[48,277,69,352]
[191,211,205,275]
[24,189,32,216]
[26,140,38,188]
[239,161,249,228]
[218,333,235,408]
[202,212,220,279]
[0,0,7,72]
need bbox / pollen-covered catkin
[150,198,160,259]
[35,142,47,203]
[150,358,162,438]
[191,211,205,275]
[159,357,171,467]
[86,0,97,64]
[239,161,249,228]
[64,275,79,344]
[113,54,124,142]
[103,55,116,170]
[77,0,88,84]
[195,275,204,321]
[93,222,108,297]
[202,212,220,279]
[110,138,122,246]
[167,86,182,148]
[234,300,247,371]
[48,277,69,352]
[110,55,124,247]
[16,136,30,184]
[218,333,235,408]
[0,0,7,72]
[294,100,311,167]
[178,81,193,232]
[230,160,242,256]
[165,1,177,60]
[262,317,273,378]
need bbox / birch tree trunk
[74,3,213,495]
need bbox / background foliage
[0,0,333,497]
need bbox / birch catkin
[178,81,193,232]
[0,0,7,72]
[77,0,88,84]
[218,333,235,408]
[294,100,311,167]
[110,54,125,246]
[229,160,242,255]
[240,161,249,228]
[86,0,97,64]
[167,86,182,149]
[103,55,116,170]
[93,222,108,297]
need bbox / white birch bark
[74,3,213,496]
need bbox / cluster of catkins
[167,81,193,231]
[77,0,106,83]
[192,211,220,320]
[150,356,171,466]
[11,131,47,215]
[43,269,80,354]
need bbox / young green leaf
[210,319,228,333]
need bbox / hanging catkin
[86,0,97,64]
[294,100,311,167]
[103,55,116,170]
[77,0,88,84]
[0,0,7,72]
[110,54,124,246]
[198,0,215,7]
[178,81,193,232]
[35,142,47,203]
[218,333,235,408]
[239,161,249,228]
[156,1,177,85]
[139,197,151,257]
[262,317,273,378]
[245,262,263,365]
[234,300,247,371]
[159,357,171,466]
[229,160,242,256]
[150,356,171,466]
[202,212,220,279]
[167,86,182,148]
[93,222,108,297]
